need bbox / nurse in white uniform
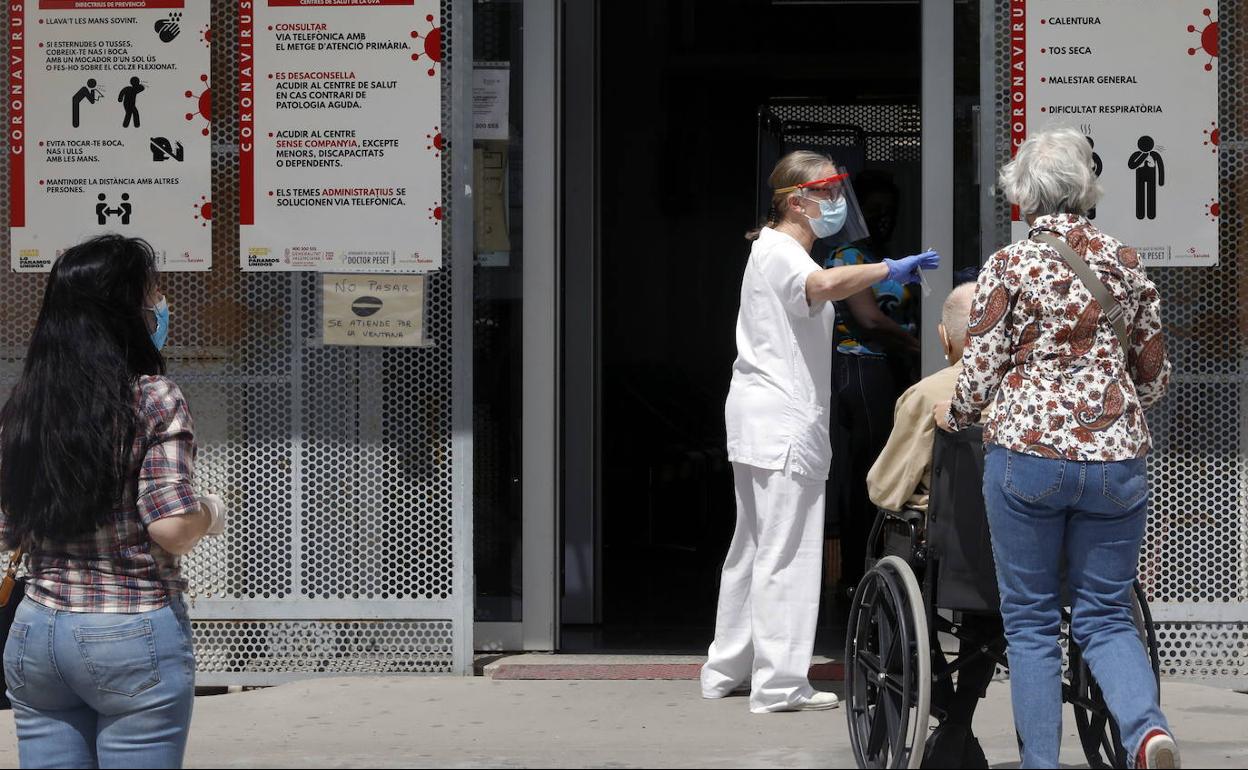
[702,151,938,713]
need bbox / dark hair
[0,235,164,545]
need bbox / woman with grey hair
[935,128,1178,768]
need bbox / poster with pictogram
[9,1,212,273]
[1010,1,1218,266]
[239,0,442,273]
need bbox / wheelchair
[844,427,1160,769]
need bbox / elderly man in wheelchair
[843,284,1160,769]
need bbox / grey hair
[1000,127,1102,218]
[941,283,977,354]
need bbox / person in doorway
[825,170,920,594]
[701,150,938,713]
[0,235,227,769]
[936,127,1177,769]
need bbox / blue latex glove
[883,250,940,284]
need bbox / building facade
[0,0,1243,686]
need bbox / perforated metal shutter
[766,103,922,163]
[993,0,1247,686]
[0,0,470,684]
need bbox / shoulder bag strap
[1032,231,1131,354]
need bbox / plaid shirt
[1,375,199,613]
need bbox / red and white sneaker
[1137,729,1180,769]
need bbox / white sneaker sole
[793,693,841,712]
[1143,734,1180,769]
[750,698,840,714]
[795,699,840,711]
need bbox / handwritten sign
[323,274,426,347]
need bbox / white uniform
[702,226,836,713]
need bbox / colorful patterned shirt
[948,214,1171,461]
[825,244,915,356]
[1,376,199,613]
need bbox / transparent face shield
[777,167,871,247]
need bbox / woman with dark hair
[0,235,226,769]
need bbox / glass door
[472,0,527,650]
[473,0,561,653]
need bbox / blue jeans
[984,446,1169,769]
[4,597,196,769]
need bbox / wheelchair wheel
[845,555,931,769]
[1067,581,1159,769]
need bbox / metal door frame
[521,0,563,652]
[920,0,955,377]
[451,0,476,674]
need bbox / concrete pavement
[0,676,1243,767]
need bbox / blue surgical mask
[806,195,848,239]
[147,298,169,351]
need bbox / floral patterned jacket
[948,214,1171,461]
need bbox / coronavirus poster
[1010,1,1219,266]
[239,0,442,273]
[9,1,213,272]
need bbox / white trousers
[701,461,826,713]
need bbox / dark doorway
[564,0,924,652]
